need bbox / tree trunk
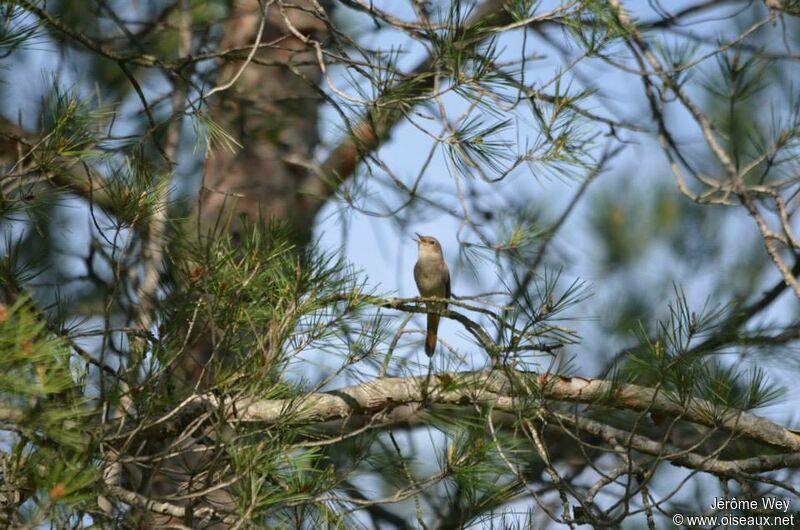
[198,0,327,245]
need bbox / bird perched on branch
[414,233,451,356]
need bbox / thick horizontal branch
[120,370,800,461]
[107,486,238,525]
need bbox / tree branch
[106,486,239,526]
[117,370,800,462]
[0,117,134,225]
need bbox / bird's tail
[425,313,439,357]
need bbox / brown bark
[197,0,328,244]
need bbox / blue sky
[308,0,800,412]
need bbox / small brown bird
[414,233,451,356]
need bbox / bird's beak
[414,232,422,242]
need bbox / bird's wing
[444,267,451,303]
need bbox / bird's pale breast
[414,258,448,297]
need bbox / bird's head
[415,233,443,258]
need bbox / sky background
[310,0,800,415]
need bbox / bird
[414,233,451,356]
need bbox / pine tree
[1,1,799,527]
